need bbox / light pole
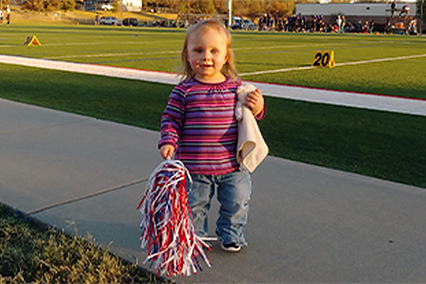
[227,0,232,28]
[421,0,424,35]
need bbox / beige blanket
[236,84,269,172]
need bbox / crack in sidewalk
[27,177,149,215]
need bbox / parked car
[99,16,121,26]
[231,17,257,30]
[231,16,243,30]
[122,18,138,26]
[243,19,257,30]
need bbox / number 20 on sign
[312,51,335,68]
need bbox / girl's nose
[202,51,211,59]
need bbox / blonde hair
[180,19,238,80]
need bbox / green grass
[1,62,425,188]
[1,24,425,98]
[0,204,167,283]
[1,63,172,129]
[262,97,426,187]
[1,26,426,188]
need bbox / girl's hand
[159,144,175,160]
[245,88,264,116]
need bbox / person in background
[400,3,410,16]
[369,19,375,33]
[6,5,10,25]
[391,1,396,17]
[336,15,342,33]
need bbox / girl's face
[186,28,229,83]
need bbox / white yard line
[239,53,426,76]
[1,54,425,117]
[252,82,426,117]
[0,55,182,85]
[47,50,180,59]
[38,43,340,60]
[233,42,347,52]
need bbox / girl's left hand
[245,88,264,116]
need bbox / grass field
[1,24,426,189]
[1,24,425,98]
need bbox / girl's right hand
[159,144,175,160]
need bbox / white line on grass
[233,42,347,52]
[0,42,125,48]
[47,50,180,59]
[46,43,344,60]
[0,55,425,117]
[252,81,426,117]
[239,53,426,76]
[0,55,182,85]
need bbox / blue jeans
[188,170,252,246]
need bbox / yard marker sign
[312,51,335,68]
[24,36,41,46]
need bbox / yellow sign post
[312,51,335,68]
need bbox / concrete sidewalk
[2,98,426,283]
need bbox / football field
[1,24,425,188]
[1,24,425,98]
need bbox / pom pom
[137,159,211,277]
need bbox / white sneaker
[220,242,241,252]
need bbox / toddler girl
[159,19,265,252]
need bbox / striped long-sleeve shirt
[159,76,261,175]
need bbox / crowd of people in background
[257,13,377,34]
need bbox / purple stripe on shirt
[159,76,242,175]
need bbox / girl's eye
[211,49,218,54]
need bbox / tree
[235,0,263,20]
[1,0,11,10]
[191,0,216,14]
[61,0,76,12]
[164,0,180,12]
[21,0,45,12]
[213,0,227,14]
[112,0,120,12]
[233,0,293,20]
[45,0,61,11]
[21,0,75,12]
[270,0,294,17]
